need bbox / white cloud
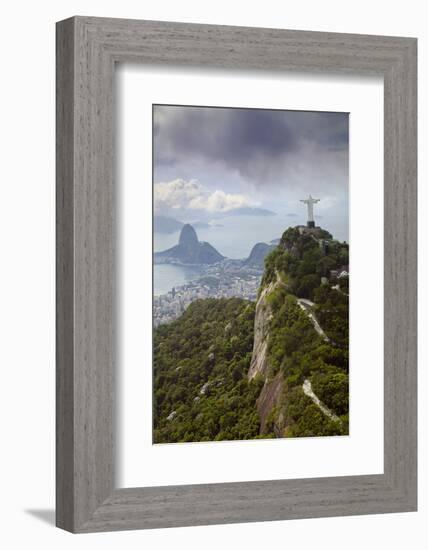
[154,179,256,213]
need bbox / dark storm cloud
[154,105,348,185]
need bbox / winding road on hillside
[274,269,330,342]
[302,379,341,424]
[294,291,341,423]
[296,298,330,342]
[273,270,342,423]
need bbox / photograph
[152,104,350,443]
[0,1,419,542]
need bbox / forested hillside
[153,298,264,443]
[153,226,349,443]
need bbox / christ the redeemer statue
[300,194,320,228]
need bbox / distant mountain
[155,224,224,265]
[270,238,281,245]
[223,207,276,217]
[154,216,184,234]
[179,224,199,247]
[244,242,276,267]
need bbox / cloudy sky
[153,104,349,240]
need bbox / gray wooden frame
[56,16,417,533]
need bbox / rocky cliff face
[256,372,285,435]
[247,275,287,436]
[179,223,199,247]
[247,281,275,380]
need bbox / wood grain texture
[56,18,75,532]
[56,16,417,533]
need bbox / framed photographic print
[151,104,350,444]
[56,17,417,532]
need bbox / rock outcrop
[247,273,288,436]
[256,372,285,435]
[155,224,224,265]
[247,280,276,380]
[179,223,199,247]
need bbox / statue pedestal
[307,221,315,228]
